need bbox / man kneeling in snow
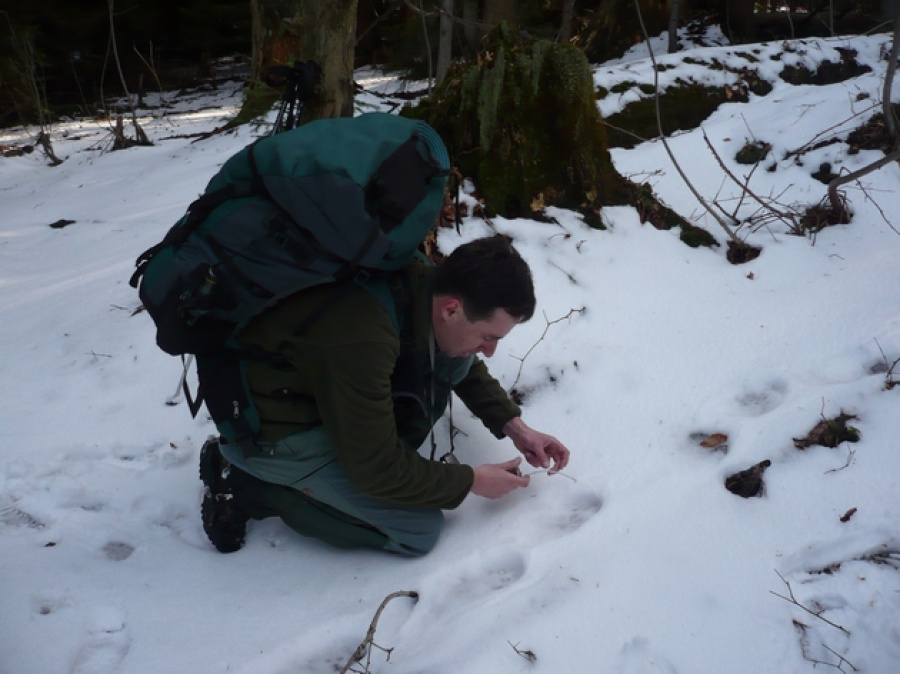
[200,235,570,556]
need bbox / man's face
[432,296,518,359]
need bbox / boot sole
[198,436,246,554]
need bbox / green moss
[623,180,718,248]
[406,28,619,218]
[735,140,770,165]
[779,54,871,86]
[605,84,724,149]
[610,80,638,94]
[811,162,838,184]
[229,85,280,127]
[403,28,720,251]
[680,224,718,248]
[579,209,606,230]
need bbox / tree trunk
[885,4,900,139]
[436,0,454,83]
[557,0,575,43]
[248,0,358,122]
[461,0,481,56]
[719,0,756,41]
[667,0,680,53]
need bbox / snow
[2,32,899,674]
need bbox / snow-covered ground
[1,31,899,674]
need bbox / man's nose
[480,341,497,357]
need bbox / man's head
[431,235,535,358]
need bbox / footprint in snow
[556,486,603,532]
[734,378,787,417]
[101,540,135,561]
[0,494,45,529]
[416,547,528,616]
[69,606,131,674]
[517,479,603,538]
[618,637,679,674]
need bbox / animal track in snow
[101,540,135,561]
[416,547,528,617]
[735,378,787,416]
[556,487,604,532]
[31,591,72,616]
[520,479,603,537]
[618,637,679,674]
[459,547,527,594]
[0,494,45,529]
[102,440,193,471]
[69,606,131,674]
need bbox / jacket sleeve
[289,295,475,509]
[453,357,521,438]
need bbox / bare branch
[826,149,900,223]
[508,308,585,392]
[341,591,419,674]
[821,643,860,672]
[402,0,493,31]
[633,1,740,243]
[508,640,537,663]
[783,102,880,161]
[882,13,900,138]
[701,128,800,232]
[105,0,151,147]
[824,447,856,474]
[873,338,900,390]
[770,570,851,636]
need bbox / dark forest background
[0,0,890,128]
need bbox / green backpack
[130,112,450,452]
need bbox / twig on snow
[341,591,419,674]
[508,640,537,663]
[770,570,851,636]
[700,128,801,233]
[508,307,585,392]
[633,1,740,243]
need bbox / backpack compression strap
[129,181,256,289]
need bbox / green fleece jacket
[237,262,521,509]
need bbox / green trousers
[219,428,444,556]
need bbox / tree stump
[406,25,626,219]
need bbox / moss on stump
[405,26,625,219]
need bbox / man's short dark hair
[432,235,536,322]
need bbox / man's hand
[502,417,570,473]
[471,458,529,499]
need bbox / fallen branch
[633,1,740,244]
[826,148,900,224]
[824,447,856,474]
[509,307,585,392]
[341,591,419,674]
[882,12,900,138]
[873,338,900,390]
[701,128,800,233]
[508,640,537,663]
[783,102,879,160]
[821,643,860,672]
[770,570,851,636]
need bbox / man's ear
[438,296,463,321]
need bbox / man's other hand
[502,417,571,473]
[471,458,529,499]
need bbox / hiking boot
[199,436,249,553]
